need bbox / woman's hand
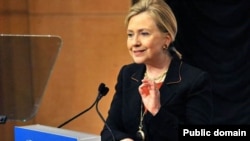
[138,78,161,116]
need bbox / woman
[101,0,213,140]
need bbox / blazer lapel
[160,58,182,105]
[128,59,183,107]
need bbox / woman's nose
[132,36,141,46]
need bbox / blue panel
[15,126,77,141]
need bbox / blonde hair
[125,0,177,41]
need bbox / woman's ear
[164,33,172,47]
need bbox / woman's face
[127,12,170,64]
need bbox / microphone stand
[57,98,98,128]
[96,97,116,141]
[57,83,109,128]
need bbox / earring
[163,44,168,50]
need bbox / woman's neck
[145,55,171,81]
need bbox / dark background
[133,0,250,124]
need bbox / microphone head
[98,83,109,96]
[98,83,105,91]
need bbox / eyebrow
[127,28,150,32]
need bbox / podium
[14,124,101,141]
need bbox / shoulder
[116,63,145,82]
[181,61,209,77]
[120,63,144,73]
[179,61,212,88]
[167,58,210,84]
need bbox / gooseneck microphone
[57,83,109,128]
[95,90,116,141]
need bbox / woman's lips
[133,49,146,56]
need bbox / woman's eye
[127,33,133,38]
[141,32,149,36]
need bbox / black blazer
[101,57,213,141]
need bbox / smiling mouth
[133,49,146,53]
[132,49,146,56]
